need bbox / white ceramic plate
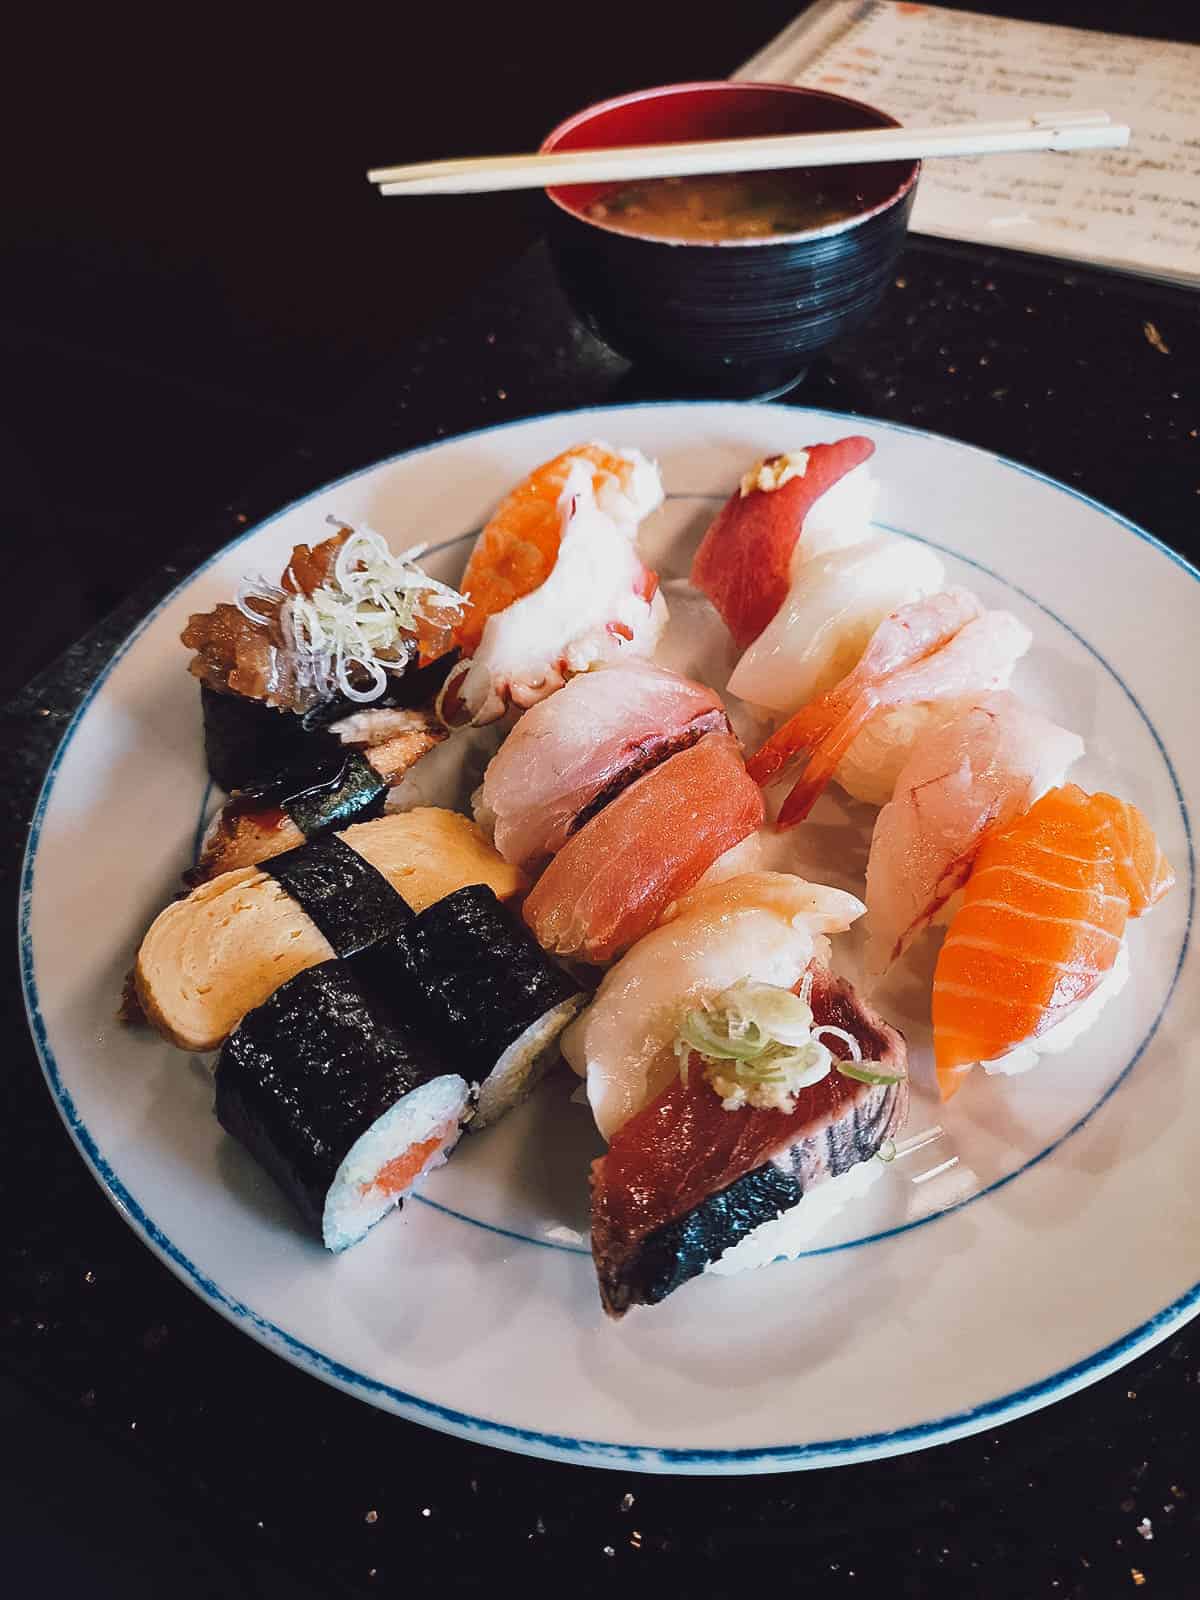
[21,403,1198,1473]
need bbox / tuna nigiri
[522,731,765,965]
[474,661,727,872]
[932,784,1174,1098]
[561,871,867,1140]
[749,593,1032,826]
[691,438,876,649]
[587,959,908,1316]
[442,447,666,725]
[864,692,1084,977]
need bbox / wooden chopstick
[367,109,1129,197]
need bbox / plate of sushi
[20,402,1199,1472]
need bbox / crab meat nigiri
[474,661,727,872]
[443,446,665,724]
[690,438,877,650]
[522,731,764,966]
[748,592,1032,826]
[864,691,1085,978]
[933,785,1174,1099]
[561,871,866,1141]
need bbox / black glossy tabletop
[4,4,1199,1595]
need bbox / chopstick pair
[367,108,1129,197]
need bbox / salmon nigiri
[690,438,876,650]
[522,731,765,965]
[933,784,1174,1099]
[748,590,1031,826]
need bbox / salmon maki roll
[216,961,470,1253]
[522,731,765,964]
[933,785,1175,1098]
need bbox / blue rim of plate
[17,401,1200,1473]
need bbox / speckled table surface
[5,4,1200,1594]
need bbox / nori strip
[233,751,388,840]
[215,960,447,1233]
[200,652,460,792]
[354,885,582,1082]
[264,833,413,958]
[200,685,342,794]
[284,752,388,836]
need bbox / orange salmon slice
[932,784,1174,1098]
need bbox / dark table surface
[5,3,1199,1595]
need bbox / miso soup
[585,170,866,241]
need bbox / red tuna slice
[690,437,876,650]
[522,730,765,964]
[590,967,909,1316]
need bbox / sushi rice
[981,942,1131,1079]
[706,1157,885,1277]
[323,1074,470,1252]
[471,993,587,1131]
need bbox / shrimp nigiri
[864,692,1085,977]
[932,785,1174,1098]
[690,438,876,649]
[442,446,665,724]
[748,592,1032,827]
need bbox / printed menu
[737,1,1200,285]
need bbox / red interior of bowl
[542,81,916,225]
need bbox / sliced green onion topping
[675,975,906,1112]
[836,1061,907,1086]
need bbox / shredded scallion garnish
[236,520,467,705]
[674,976,906,1112]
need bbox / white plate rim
[18,400,1199,1473]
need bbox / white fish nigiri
[727,534,946,714]
[448,457,666,724]
[864,690,1084,977]
[561,872,865,1141]
[474,661,726,872]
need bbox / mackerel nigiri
[864,692,1084,977]
[522,732,764,965]
[933,784,1174,1098]
[474,662,727,873]
[590,964,909,1316]
[572,873,907,1316]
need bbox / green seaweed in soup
[585,171,866,241]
